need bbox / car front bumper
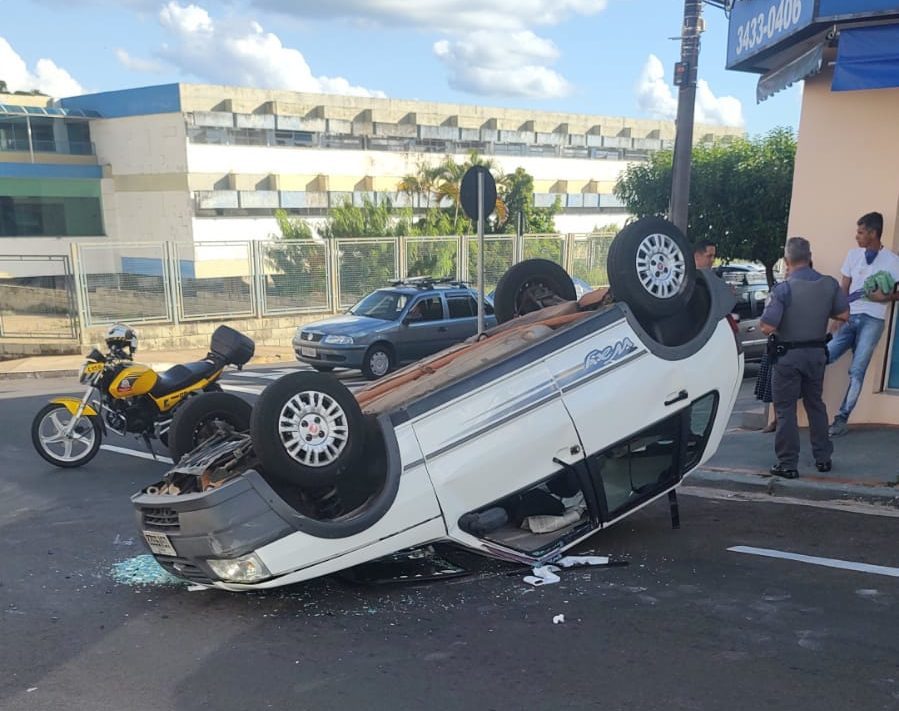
[292,338,367,368]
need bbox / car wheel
[493,258,577,323]
[250,372,364,488]
[31,403,102,468]
[361,344,393,380]
[607,216,695,318]
[312,365,335,373]
[168,392,252,462]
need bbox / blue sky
[0,0,800,136]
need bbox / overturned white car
[132,217,743,590]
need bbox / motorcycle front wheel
[31,403,103,468]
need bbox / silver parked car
[293,279,497,379]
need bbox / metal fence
[1,232,615,332]
[0,255,79,339]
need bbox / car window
[408,295,444,322]
[447,296,475,319]
[349,291,409,320]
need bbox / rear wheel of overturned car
[493,258,577,323]
[607,216,695,318]
[250,372,364,487]
[361,343,393,380]
[168,392,252,463]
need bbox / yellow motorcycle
[31,324,255,468]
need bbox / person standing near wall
[760,237,849,478]
[827,212,899,437]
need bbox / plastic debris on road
[552,614,565,624]
[111,555,185,586]
[523,555,611,586]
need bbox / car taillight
[725,314,743,354]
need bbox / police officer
[760,237,849,478]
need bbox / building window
[0,179,104,237]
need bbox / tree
[614,128,796,285]
[0,80,7,94]
[498,167,560,235]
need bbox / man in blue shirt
[760,237,849,478]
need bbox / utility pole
[669,0,704,235]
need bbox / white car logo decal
[584,337,638,372]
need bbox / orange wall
[789,66,899,425]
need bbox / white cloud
[253,0,608,99]
[0,37,83,97]
[252,0,608,32]
[434,31,570,98]
[155,2,385,97]
[636,54,744,127]
[115,48,165,73]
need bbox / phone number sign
[726,0,816,68]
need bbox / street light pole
[669,0,704,235]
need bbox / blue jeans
[827,313,885,421]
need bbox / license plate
[143,531,177,557]
[300,347,317,358]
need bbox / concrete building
[2,82,742,258]
[726,0,899,424]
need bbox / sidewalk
[0,344,295,379]
[3,350,897,507]
[689,425,899,508]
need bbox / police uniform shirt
[760,266,849,331]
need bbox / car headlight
[206,554,271,583]
[322,334,354,345]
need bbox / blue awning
[833,23,899,91]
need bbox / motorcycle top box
[132,218,745,591]
[209,325,255,368]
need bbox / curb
[0,354,293,381]
[688,468,899,508]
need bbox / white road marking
[728,546,899,578]
[220,383,265,395]
[101,444,173,465]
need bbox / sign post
[460,165,497,337]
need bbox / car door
[410,357,588,549]
[395,294,448,362]
[443,292,479,347]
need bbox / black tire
[31,403,102,468]
[493,259,577,323]
[250,372,364,487]
[168,392,252,462]
[607,216,695,318]
[312,365,335,373]
[361,343,394,380]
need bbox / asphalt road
[2,364,898,711]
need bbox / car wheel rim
[515,279,557,314]
[369,351,390,377]
[278,391,349,467]
[635,232,686,299]
[38,408,95,462]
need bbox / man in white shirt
[827,212,899,436]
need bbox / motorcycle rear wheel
[31,403,103,468]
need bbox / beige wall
[789,67,899,425]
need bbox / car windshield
[349,291,410,320]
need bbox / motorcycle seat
[151,360,221,397]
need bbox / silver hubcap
[38,408,95,462]
[635,232,686,299]
[369,351,390,377]
[278,391,349,467]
